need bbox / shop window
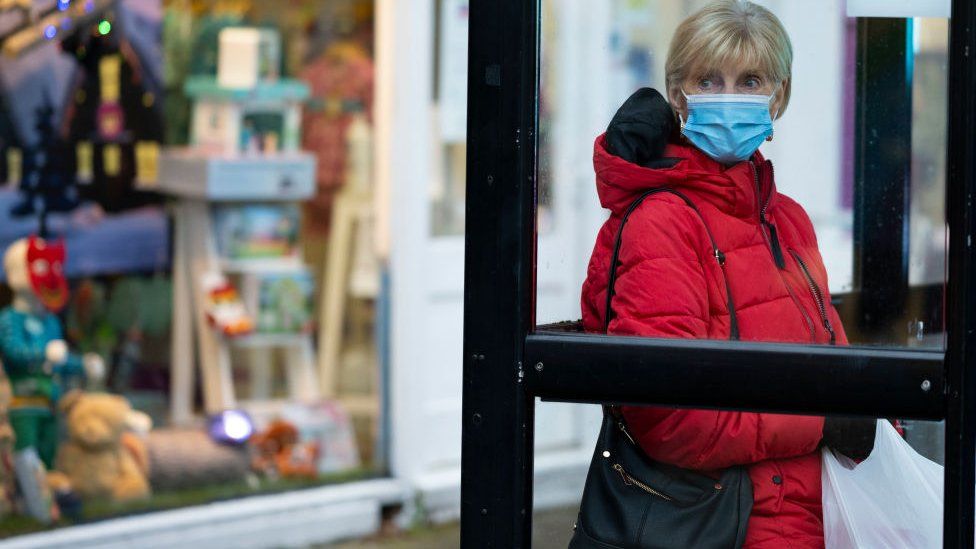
[0,0,382,540]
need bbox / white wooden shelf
[230,333,311,348]
[152,150,315,201]
[221,257,306,274]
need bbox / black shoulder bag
[569,188,752,549]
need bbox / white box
[218,27,281,89]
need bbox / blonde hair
[665,0,793,118]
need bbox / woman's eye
[697,79,713,90]
[742,77,761,89]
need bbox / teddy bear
[53,391,152,502]
[0,365,16,516]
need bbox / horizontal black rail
[524,332,944,420]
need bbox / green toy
[0,237,104,467]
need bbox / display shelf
[184,76,310,102]
[230,333,311,348]
[221,257,306,274]
[167,198,319,421]
[152,150,315,201]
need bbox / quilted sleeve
[608,198,824,470]
[605,197,710,337]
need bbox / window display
[0,0,382,542]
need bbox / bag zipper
[612,463,674,501]
[752,161,786,269]
[617,419,637,446]
[789,249,837,345]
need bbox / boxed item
[247,401,360,475]
[241,270,315,334]
[217,27,281,89]
[214,204,301,260]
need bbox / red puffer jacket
[581,135,849,549]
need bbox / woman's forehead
[690,61,767,78]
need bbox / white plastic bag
[822,419,944,548]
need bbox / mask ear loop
[679,90,692,131]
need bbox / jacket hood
[592,133,775,219]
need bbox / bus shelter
[462,0,976,547]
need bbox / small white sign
[847,0,950,18]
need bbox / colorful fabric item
[300,44,374,235]
[10,412,57,468]
[0,307,83,405]
[581,135,848,548]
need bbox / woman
[581,2,874,547]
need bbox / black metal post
[851,18,912,338]
[460,0,539,546]
[944,0,976,546]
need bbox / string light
[57,0,70,11]
[44,25,57,40]
[207,410,254,445]
[98,20,111,35]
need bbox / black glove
[605,88,680,169]
[821,417,877,461]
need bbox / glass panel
[431,0,469,237]
[531,2,947,546]
[531,399,598,546]
[430,0,557,236]
[535,1,948,351]
[909,18,948,288]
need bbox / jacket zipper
[752,162,786,269]
[612,463,674,501]
[789,249,837,345]
[751,161,816,341]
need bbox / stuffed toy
[251,419,319,480]
[0,366,16,517]
[0,237,105,468]
[54,390,151,502]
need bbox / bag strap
[602,187,739,340]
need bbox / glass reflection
[534,2,947,351]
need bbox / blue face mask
[680,92,775,164]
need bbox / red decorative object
[26,237,68,313]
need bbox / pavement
[326,506,578,548]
